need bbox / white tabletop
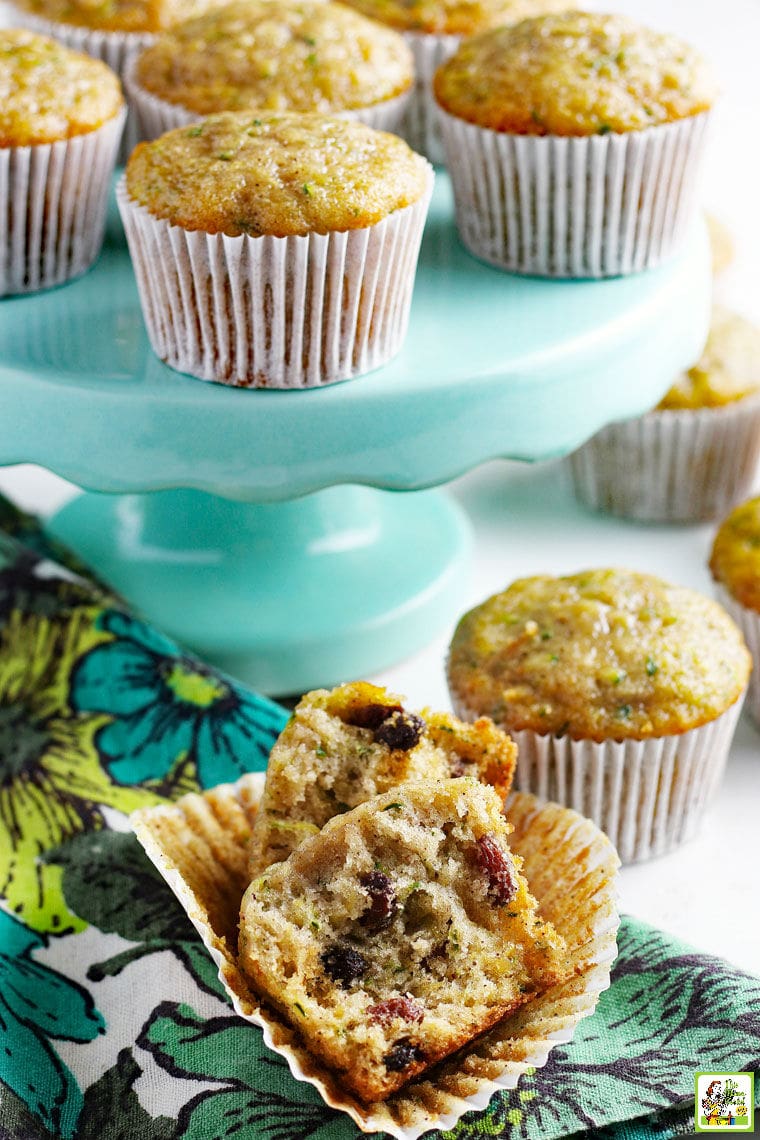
[2,0,759,975]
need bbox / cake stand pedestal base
[46,485,471,695]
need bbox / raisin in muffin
[126,0,413,142]
[0,29,124,294]
[568,306,760,522]
[248,681,517,873]
[119,111,433,387]
[239,778,568,1102]
[710,496,760,729]
[448,568,750,862]
[433,11,717,276]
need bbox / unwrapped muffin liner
[116,169,433,388]
[0,109,125,296]
[715,584,760,728]
[132,773,619,1139]
[6,5,155,160]
[451,693,744,864]
[123,55,412,144]
[567,394,760,523]
[401,31,460,165]
[437,109,712,277]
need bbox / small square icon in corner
[695,1072,755,1132]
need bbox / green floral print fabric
[0,495,756,1140]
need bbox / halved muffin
[247,681,517,873]
[239,778,568,1102]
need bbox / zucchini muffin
[8,0,229,157]
[341,0,567,162]
[0,29,124,294]
[448,569,750,862]
[710,497,760,727]
[433,11,717,276]
[119,111,433,386]
[239,779,569,1102]
[248,681,517,874]
[127,0,413,142]
[569,306,760,522]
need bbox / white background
[1,0,759,973]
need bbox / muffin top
[14,0,228,33]
[710,498,760,613]
[0,29,123,145]
[341,0,566,40]
[126,111,430,236]
[447,568,750,741]
[655,307,760,412]
[433,11,716,134]
[134,0,413,114]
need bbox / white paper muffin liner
[567,393,760,523]
[0,109,125,296]
[715,584,760,729]
[451,692,744,864]
[132,773,619,1139]
[6,5,155,160]
[117,168,433,388]
[437,108,711,277]
[400,31,460,164]
[123,54,411,144]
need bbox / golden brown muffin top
[448,568,750,741]
[14,0,228,33]
[655,306,760,412]
[341,0,566,40]
[433,11,716,134]
[710,498,760,614]
[134,0,413,114]
[126,111,430,236]
[0,28,123,144]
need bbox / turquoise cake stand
[0,176,710,693]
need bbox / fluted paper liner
[124,54,411,144]
[451,694,744,864]
[401,31,460,165]
[567,395,760,522]
[117,170,433,388]
[437,109,711,277]
[6,6,153,160]
[132,773,619,1139]
[0,110,125,296]
[715,584,760,728]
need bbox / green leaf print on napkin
[44,829,226,999]
[138,1002,355,1140]
[0,610,164,936]
[0,908,104,1138]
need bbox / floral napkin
[0,494,757,1140]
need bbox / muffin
[248,680,517,874]
[239,778,569,1102]
[706,213,734,277]
[0,29,124,295]
[8,0,229,156]
[119,111,433,388]
[433,11,717,276]
[710,497,760,728]
[568,306,760,522]
[126,0,413,144]
[447,569,751,862]
[341,0,567,162]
